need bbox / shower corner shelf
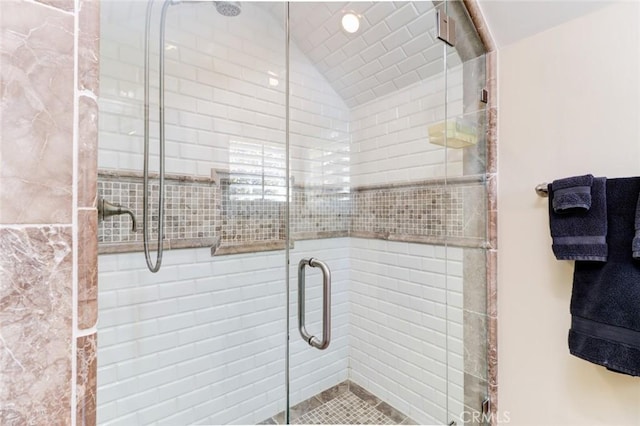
[428,118,478,149]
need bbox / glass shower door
[285,3,354,422]
[286,2,459,424]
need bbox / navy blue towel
[633,192,640,258]
[549,177,607,261]
[551,174,594,213]
[570,177,640,376]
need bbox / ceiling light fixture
[341,12,360,34]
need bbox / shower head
[215,1,241,17]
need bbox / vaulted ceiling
[283,2,459,107]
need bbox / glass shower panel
[443,2,489,424]
[287,2,452,424]
[96,1,288,424]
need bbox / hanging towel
[549,177,607,261]
[551,174,594,213]
[569,177,640,376]
[632,192,640,258]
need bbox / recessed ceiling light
[341,12,360,34]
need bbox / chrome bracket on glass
[297,258,331,350]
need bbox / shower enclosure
[97,1,489,424]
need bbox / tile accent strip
[351,183,464,238]
[98,170,485,254]
[97,171,220,253]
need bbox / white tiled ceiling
[286,1,458,108]
[112,1,459,109]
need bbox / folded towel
[633,192,640,258]
[570,177,640,376]
[549,177,607,261]
[551,174,594,212]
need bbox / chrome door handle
[297,258,331,350]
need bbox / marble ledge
[352,174,487,192]
[293,231,348,241]
[350,231,488,249]
[99,169,219,184]
[98,237,213,255]
[98,237,287,256]
[214,240,287,256]
[98,231,489,256]
[99,233,353,256]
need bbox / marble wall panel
[78,96,99,209]
[0,226,73,425]
[0,1,74,224]
[78,0,100,95]
[35,0,74,12]
[78,210,98,329]
[76,333,97,426]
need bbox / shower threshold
[258,380,416,425]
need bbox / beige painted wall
[498,2,640,425]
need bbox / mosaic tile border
[97,172,221,254]
[98,170,487,255]
[258,381,416,425]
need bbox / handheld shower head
[215,1,241,17]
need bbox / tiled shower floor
[259,381,416,425]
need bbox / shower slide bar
[142,0,172,272]
[297,258,332,350]
[535,183,549,197]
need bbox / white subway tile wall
[97,239,350,425]
[287,240,351,406]
[99,2,350,186]
[349,238,464,424]
[350,68,464,187]
[98,238,463,425]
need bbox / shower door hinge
[480,88,489,104]
[436,10,456,47]
[482,396,492,424]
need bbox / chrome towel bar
[536,183,549,197]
